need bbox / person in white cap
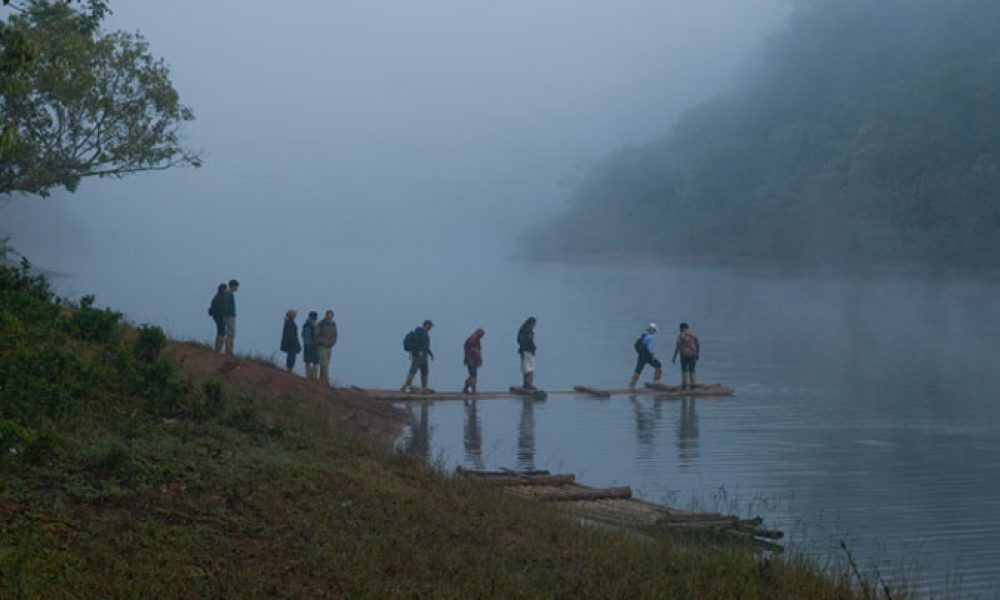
[628,323,662,389]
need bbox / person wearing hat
[401,319,435,393]
[629,323,662,389]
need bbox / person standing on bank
[462,328,485,394]
[280,309,301,373]
[220,279,239,356]
[208,283,227,353]
[672,322,701,390]
[302,311,319,380]
[316,309,339,385]
[401,320,434,394]
[517,317,537,390]
[629,323,662,389]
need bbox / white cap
[648,323,658,331]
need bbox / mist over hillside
[526,0,1000,267]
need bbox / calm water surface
[21,236,1000,598]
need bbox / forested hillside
[526,0,1000,266]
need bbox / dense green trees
[0,1,198,197]
[528,0,1000,267]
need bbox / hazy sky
[4,0,792,257]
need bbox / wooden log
[456,466,552,478]
[509,386,548,400]
[534,486,632,502]
[573,385,611,398]
[483,474,577,486]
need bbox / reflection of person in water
[630,395,663,460]
[404,400,431,461]
[463,399,485,470]
[517,398,536,471]
[677,398,699,463]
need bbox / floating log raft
[508,386,548,400]
[457,468,781,550]
[573,385,612,398]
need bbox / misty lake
[26,237,1000,597]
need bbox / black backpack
[634,334,646,354]
[403,329,418,352]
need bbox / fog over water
[5,1,1000,597]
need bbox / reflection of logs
[573,385,611,398]
[644,382,734,396]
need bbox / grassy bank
[0,260,898,598]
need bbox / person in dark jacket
[280,309,302,372]
[672,322,701,390]
[220,279,239,355]
[302,311,319,380]
[208,283,227,353]
[316,309,339,385]
[516,317,537,390]
[629,323,662,389]
[401,320,434,394]
[462,328,485,394]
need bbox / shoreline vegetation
[0,260,906,598]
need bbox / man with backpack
[672,322,701,390]
[629,323,662,389]
[316,310,338,385]
[401,320,434,394]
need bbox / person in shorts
[672,322,701,390]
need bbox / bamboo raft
[347,383,733,402]
[456,467,781,550]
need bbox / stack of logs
[456,467,782,550]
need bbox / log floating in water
[456,467,574,486]
[509,386,548,400]
[531,486,632,502]
[573,385,612,398]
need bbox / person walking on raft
[629,323,662,389]
[401,320,435,394]
[672,322,700,390]
[463,328,485,394]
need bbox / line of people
[207,282,700,393]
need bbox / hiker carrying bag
[403,329,418,352]
[634,334,646,354]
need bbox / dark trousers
[680,356,697,373]
[213,316,226,337]
[285,351,297,370]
